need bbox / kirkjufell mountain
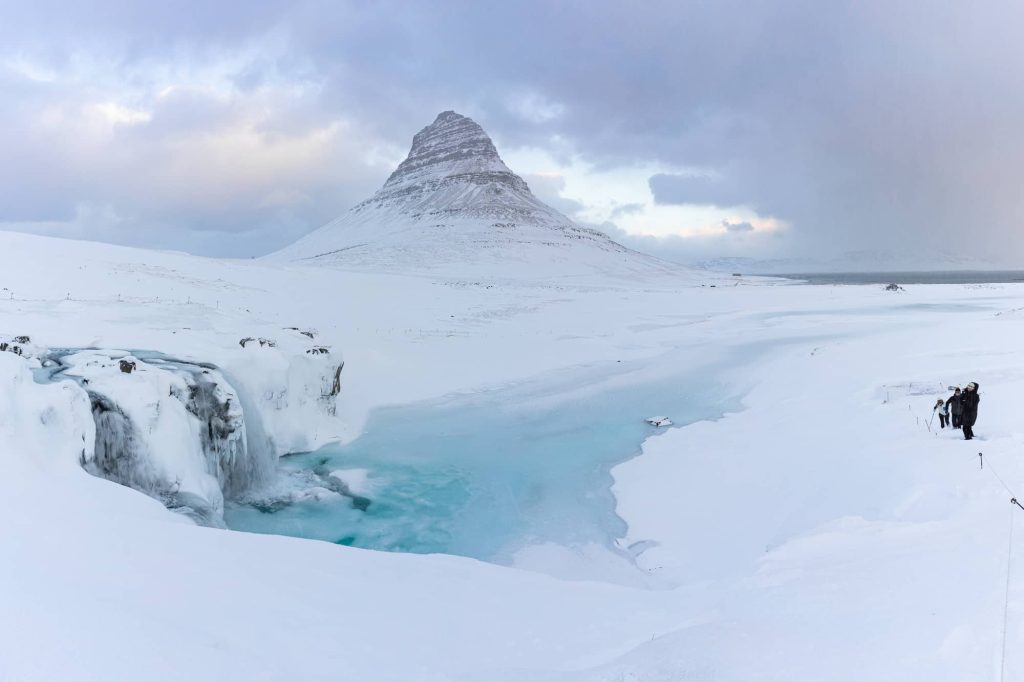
[271,111,689,278]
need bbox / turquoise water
[225,358,741,562]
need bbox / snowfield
[3,229,1024,680]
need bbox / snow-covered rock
[220,342,344,456]
[645,416,673,427]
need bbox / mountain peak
[270,111,686,279]
[378,110,515,197]
[433,109,467,124]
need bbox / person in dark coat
[946,387,963,429]
[960,382,980,440]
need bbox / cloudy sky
[2,1,1023,266]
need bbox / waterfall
[46,350,281,526]
[162,359,268,498]
[203,363,277,497]
[89,392,148,490]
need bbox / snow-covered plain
[3,229,1024,680]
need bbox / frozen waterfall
[27,344,344,527]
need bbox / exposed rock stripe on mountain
[270,111,688,278]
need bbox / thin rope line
[991,466,1017,497]
[976,452,1018,679]
[984,454,1018,499]
[1002,502,1014,682]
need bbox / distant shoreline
[763,270,1024,285]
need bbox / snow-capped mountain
[271,111,686,278]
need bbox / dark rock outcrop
[330,362,344,397]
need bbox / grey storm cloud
[649,174,746,210]
[1,0,1024,263]
[722,220,754,233]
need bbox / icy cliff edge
[3,333,345,526]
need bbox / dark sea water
[772,271,1024,285]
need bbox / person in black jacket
[960,382,980,440]
[946,387,963,429]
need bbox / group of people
[933,383,981,440]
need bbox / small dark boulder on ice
[119,359,136,374]
[239,336,276,349]
[2,343,23,356]
[884,283,905,292]
[306,346,330,355]
[13,335,30,343]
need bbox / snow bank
[0,353,94,482]
[604,291,1024,680]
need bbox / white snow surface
[3,228,1024,679]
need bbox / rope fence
[976,451,1024,682]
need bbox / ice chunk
[329,468,372,496]
[645,416,673,427]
